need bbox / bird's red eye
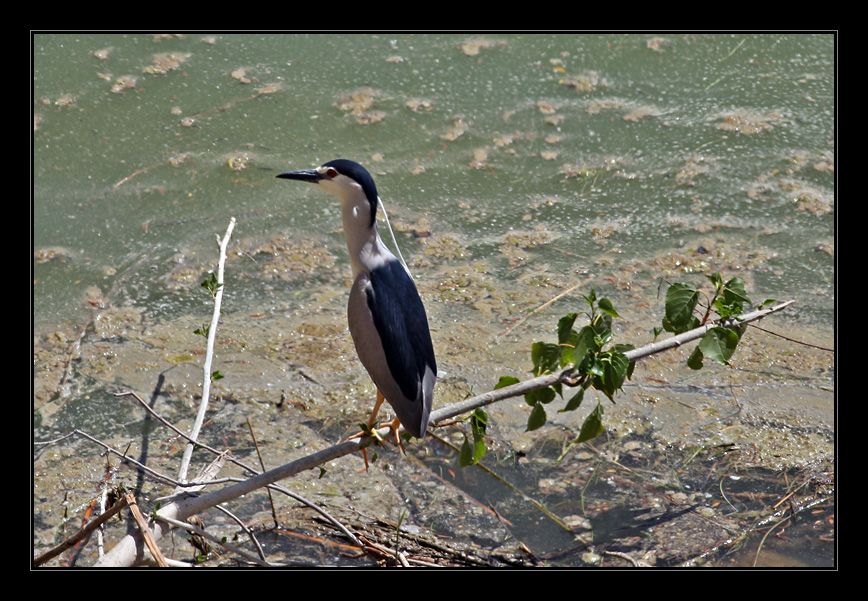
[326,167,338,178]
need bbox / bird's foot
[343,419,405,472]
[382,417,405,455]
[343,423,384,472]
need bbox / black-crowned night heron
[277,159,437,448]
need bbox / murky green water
[33,33,834,567]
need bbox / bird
[276,159,437,448]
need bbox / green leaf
[588,358,605,378]
[473,437,487,464]
[471,408,488,439]
[560,329,580,367]
[613,344,636,379]
[472,407,489,429]
[531,342,561,375]
[593,350,630,401]
[460,409,490,467]
[651,326,663,340]
[591,314,613,340]
[584,323,604,351]
[559,388,585,413]
[598,298,620,318]
[211,370,224,381]
[713,277,752,319]
[664,283,700,333]
[527,402,547,431]
[576,403,605,443]
[193,325,210,338]
[583,289,597,307]
[698,327,741,365]
[525,386,556,406]
[494,375,520,390]
[723,277,751,306]
[596,330,613,349]
[318,467,327,479]
[459,436,474,467]
[558,313,578,344]
[201,272,223,297]
[687,347,704,370]
[759,298,778,309]
[563,326,596,368]
[706,272,724,290]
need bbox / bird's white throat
[338,187,393,277]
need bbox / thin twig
[748,323,834,352]
[184,452,228,492]
[752,514,791,567]
[427,431,572,533]
[73,430,180,487]
[679,495,829,567]
[275,528,363,555]
[34,432,76,446]
[33,494,130,566]
[406,557,444,567]
[265,482,363,548]
[115,389,362,548]
[719,477,739,514]
[772,478,813,510]
[246,417,279,528]
[153,514,279,567]
[125,493,168,567]
[115,391,240,468]
[178,217,236,483]
[499,279,588,338]
[97,477,110,559]
[603,550,642,567]
[212,504,267,562]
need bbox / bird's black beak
[276,168,322,183]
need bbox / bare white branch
[178,217,236,483]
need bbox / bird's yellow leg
[345,390,386,441]
[344,390,388,472]
[367,390,386,431]
[385,417,405,455]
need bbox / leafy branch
[496,290,635,438]
[483,274,782,458]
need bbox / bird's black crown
[324,159,379,227]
